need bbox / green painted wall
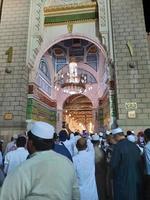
[44,12,98,24]
[26,98,56,126]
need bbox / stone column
[92,108,99,133]
[110,0,150,131]
[56,109,63,133]
[108,61,117,129]
[0,0,30,140]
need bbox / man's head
[144,128,150,143]
[91,134,100,146]
[59,130,69,142]
[126,130,132,136]
[27,121,55,154]
[76,138,87,151]
[16,136,27,148]
[74,131,80,136]
[111,127,125,142]
[106,134,116,145]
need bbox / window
[87,45,98,71]
[39,58,50,79]
[38,57,51,95]
[55,57,66,72]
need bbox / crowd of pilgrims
[0,121,149,200]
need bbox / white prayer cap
[99,132,103,137]
[13,134,18,139]
[106,130,111,135]
[127,135,136,143]
[30,121,54,139]
[111,127,123,135]
[131,130,135,134]
[92,134,99,141]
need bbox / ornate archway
[26,0,115,132]
[63,94,93,133]
[31,34,107,82]
[27,36,110,133]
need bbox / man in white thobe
[0,121,80,200]
[4,134,18,155]
[4,136,29,174]
[73,137,99,200]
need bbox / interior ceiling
[49,38,99,73]
[63,94,92,111]
[63,94,93,122]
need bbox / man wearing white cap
[73,137,98,200]
[4,136,29,175]
[0,121,80,200]
[110,127,142,200]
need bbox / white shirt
[4,141,17,155]
[63,138,76,157]
[0,150,80,200]
[4,147,29,174]
[73,140,99,200]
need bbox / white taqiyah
[92,134,99,141]
[13,134,18,139]
[106,130,111,135]
[99,132,103,137]
[131,130,135,134]
[30,121,55,139]
[127,135,136,143]
[111,127,123,135]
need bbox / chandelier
[54,60,87,95]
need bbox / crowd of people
[0,121,149,200]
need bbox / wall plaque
[4,113,13,120]
[128,110,136,119]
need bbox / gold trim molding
[44,2,97,16]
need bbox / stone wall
[111,0,150,132]
[0,0,30,140]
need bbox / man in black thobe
[110,128,143,200]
